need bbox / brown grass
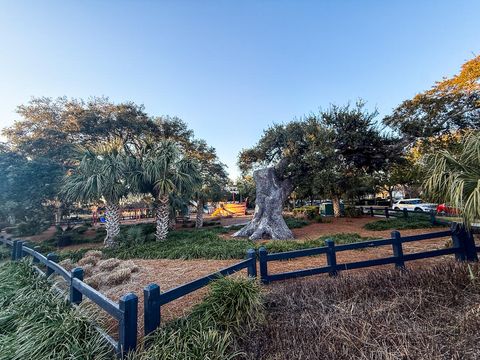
[97,258,121,271]
[105,268,132,286]
[241,261,480,360]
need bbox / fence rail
[0,233,257,354]
[358,206,451,226]
[0,234,137,358]
[258,223,478,284]
[143,248,257,336]
[1,221,478,356]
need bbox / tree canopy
[384,55,480,143]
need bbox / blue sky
[1,1,479,178]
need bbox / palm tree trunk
[155,195,169,241]
[196,198,204,228]
[104,202,120,247]
[332,196,342,218]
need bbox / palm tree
[424,131,480,227]
[62,140,128,247]
[129,139,199,241]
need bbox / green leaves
[424,131,480,227]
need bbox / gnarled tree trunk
[196,198,204,228]
[104,202,120,247]
[156,194,170,241]
[233,167,293,240]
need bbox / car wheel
[394,207,400,210]
[414,208,423,212]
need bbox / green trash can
[322,203,334,216]
[321,202,344,216]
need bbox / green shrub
[14,219,49,236]
[56,233,73,247]
[363,217,444,231]
[293,206,319,220]
[344,206,363,218]
[131,277,263,360]
[0,261,112,359]
[284,217,310,228]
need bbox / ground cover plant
[0,260,112,360]
[363,215,445,231]
[129,277,264,360]
[98,229,376,260]
[240,261,480,359]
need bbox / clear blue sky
[1,1,479,178]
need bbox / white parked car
[392,198,437,212]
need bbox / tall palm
[129,139,199,241]
[62,140,128,247]
[424,131,480,227]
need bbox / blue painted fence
[0,233,257,353]
[0,234,137,358]
[143,248,257,336]
[258,223,478,284]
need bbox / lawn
[30,215,448,262]
[57,225,376,261]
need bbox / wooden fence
[358,206,451,225]
[0,234,256,357]
[143,249,256,336]
[258,223,478,284]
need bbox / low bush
[284,216,310,229]
[0,261,112,359]
[292,206,319,220]
[130,277,263,360]
[343,206,363,218]
[13,219,51,237]
[364,216,444,231]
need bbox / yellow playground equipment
[211,202,247,217]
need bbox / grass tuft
[130,277,263,360]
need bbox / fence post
[70,267,84,304]
[430,211,436,225]
[144,283,161,336]
[325,239,337,276]
[451,223,478,262]
[258,247,269,284]
[11,240,18,261]
[46,253,58,277]
[403,208,408,218]
[391,231,405,269]
[118,292,138,355]
[247,248,257,278]
[33,246,41,264]
[16,241,24,259]
[370,207,374,217]
[384,207,390,218]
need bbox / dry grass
[78,255,99,267]
[105,268,132,286]
[118,260,139,273]
[241,261,480,360]
[58,258,74,271]
[97,258,121,271]
[84,250,103,258]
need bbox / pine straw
[241,260,480,360]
